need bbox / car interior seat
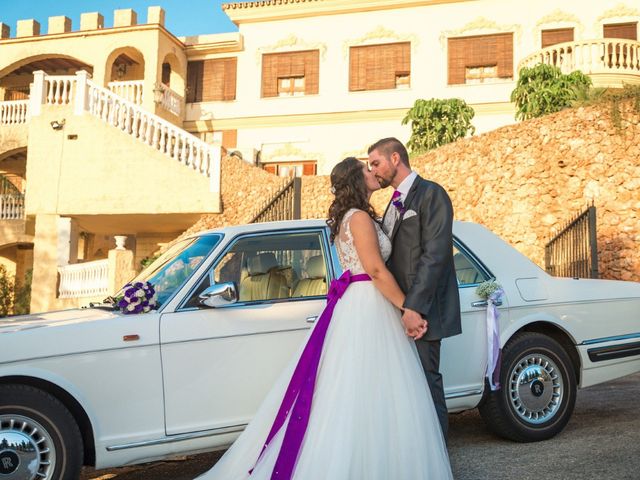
[292,255,327,297]
[239,252,290,301]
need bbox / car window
[185,230,329,308]
[122,235,221,307]
[453,245,488,286]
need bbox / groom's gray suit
[385,174,462,438]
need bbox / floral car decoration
[116,281,158,314]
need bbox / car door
[160,228,333,436]
[442,241,501,404]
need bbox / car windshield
[119,234,222,308]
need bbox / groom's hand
[402,308,428,340]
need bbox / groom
[368,137,461,439]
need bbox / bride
[196,157,453,479]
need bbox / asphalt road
[81,372,640,480]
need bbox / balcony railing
[519,38,640,79]
[157,83,182,116]
[58,259,109,299]
[108,80,144,105]
[0,100,29,125]
[0,194,25,220]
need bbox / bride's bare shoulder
[347,210,376,231]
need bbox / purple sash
[250,270,371,479]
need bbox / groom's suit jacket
[385,175,462,341]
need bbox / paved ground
[81,372,640,480]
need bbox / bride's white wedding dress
[197,209,453,479]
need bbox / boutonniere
[391,190,406,215]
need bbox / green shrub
[0,265,14,317]
[13,269,32,315]
[511,64,592,120]
[402,98,475,154]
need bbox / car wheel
[0,384,83,480]
[478,331,577,442]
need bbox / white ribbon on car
[486,288,504,391]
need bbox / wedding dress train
[197,209,453,479]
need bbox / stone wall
[176,154,286,239]
[300,100,640,282]
[183,101,639,282]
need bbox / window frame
[452,237,494,288]
[447,32,514,86]
[177,228,334,311]
[348,41,412,92]
[261,50,320,98]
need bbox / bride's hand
[401,308,428,339]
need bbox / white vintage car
[1,220,639,479]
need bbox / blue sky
[0,0,238,37]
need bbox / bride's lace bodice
[335,208,392,274]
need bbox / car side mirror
[199,282,238,308]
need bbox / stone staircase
[1,70,222,193]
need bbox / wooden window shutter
[201,58,237,102]
[223,58,237,100]
[302,162,317,176]
[448,33,513,84]
[603,22,638,40]
[262,50,319,97]
[349,42,410,91]
[186,61,203,103]
[541,28,574,48]
[263,164,277,175]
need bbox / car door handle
[306,316,318,323]
[471,300,503,308]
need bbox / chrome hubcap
[0,415,56,479]
[508,354,563,425]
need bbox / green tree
[0,265,14,317]
[402,98,475,154]
[13,269,32,315]
[511,64,592,121]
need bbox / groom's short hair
[368,137,410,168]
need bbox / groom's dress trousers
[385,174,462,439]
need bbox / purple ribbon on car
[250,270,371,479]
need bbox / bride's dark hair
[327,157,378,243]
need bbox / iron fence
[250,177,301,224]
[545,205,598,278]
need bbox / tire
[0,384,83,480]
[478,332,577,442]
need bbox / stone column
[30,214,60,313]
[108,238,136,295]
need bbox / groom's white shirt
[383,171,418,234]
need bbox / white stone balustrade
[45,75,78,105]
[108,80,144,105]
[157,83,182,116]
[519,38,640,77]
[20,71,221,193]
[57,259,109,298]
[0,194,25,219]
[87,80,220,191]
[0,100,29,124]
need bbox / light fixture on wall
[115,63,127,79]
[152,83,165,104]
[50,119,65,131]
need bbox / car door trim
[106,423,247,451]
[580,332,640,345]
[445,388,484,399]
[159,326,311,346]
[587,341,640,363]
